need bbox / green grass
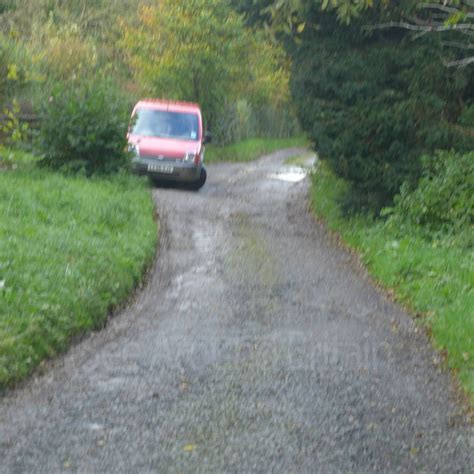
[205,136,308,163]
[0,157,157,390]
[311,162,474,402]
[0,147,40,165]
[284,151,316,168]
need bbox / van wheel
[190,167,207,191]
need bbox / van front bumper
[133,157,201,183]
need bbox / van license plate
[148,163,174,174]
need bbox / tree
[121,0,249,127]
[0,0,149,87]
[259,0,374,29]
[259,1,474,67]
[366,1,474,67]
[120,0,291,137]
[248,0,474,211]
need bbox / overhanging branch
[443,55,474,66]
[417,2,474,18]
[364,21,474,33]
[442,40,474,49]
[364,3,474,68]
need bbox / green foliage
[121,0,249,126]
[0,34,28,107]
[257,0,374,30]
[387,150,474,246]
[37,79,131,175]
[2,0,295,147]
[311,161,474,401]
[1,99,29,147]
[290,9,473,212]
[0,1,146,105]
[0,35,32,158]
[460,103,474,126]
[120,0,293,142]
[0,42,6,106]
[0,161,157,389]
[34,21,99,83]
[0,1,15,15]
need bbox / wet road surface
[0,149,472,472]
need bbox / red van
[128,99,211,189]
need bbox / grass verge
[205,136,308,163]
[311,162,473,402]
[0,158,157,390]
[284,151,316,168]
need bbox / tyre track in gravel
[0,148,472,473]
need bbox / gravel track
[0,149,472,473]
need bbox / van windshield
[132,108,199,141]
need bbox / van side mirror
[203,131,212,144]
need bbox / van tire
[190,167,207,190]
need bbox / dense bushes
[290,9,474,213]
[37,80,131,175]
[387,151,474,247]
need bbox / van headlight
[183,152,196,163]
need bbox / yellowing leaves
[7,64,18,81]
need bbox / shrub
[37,79,130,175]
[388,150,474,245]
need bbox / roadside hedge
[290,8,474,213]
[37,79,131,176]
[387,150,474,248]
